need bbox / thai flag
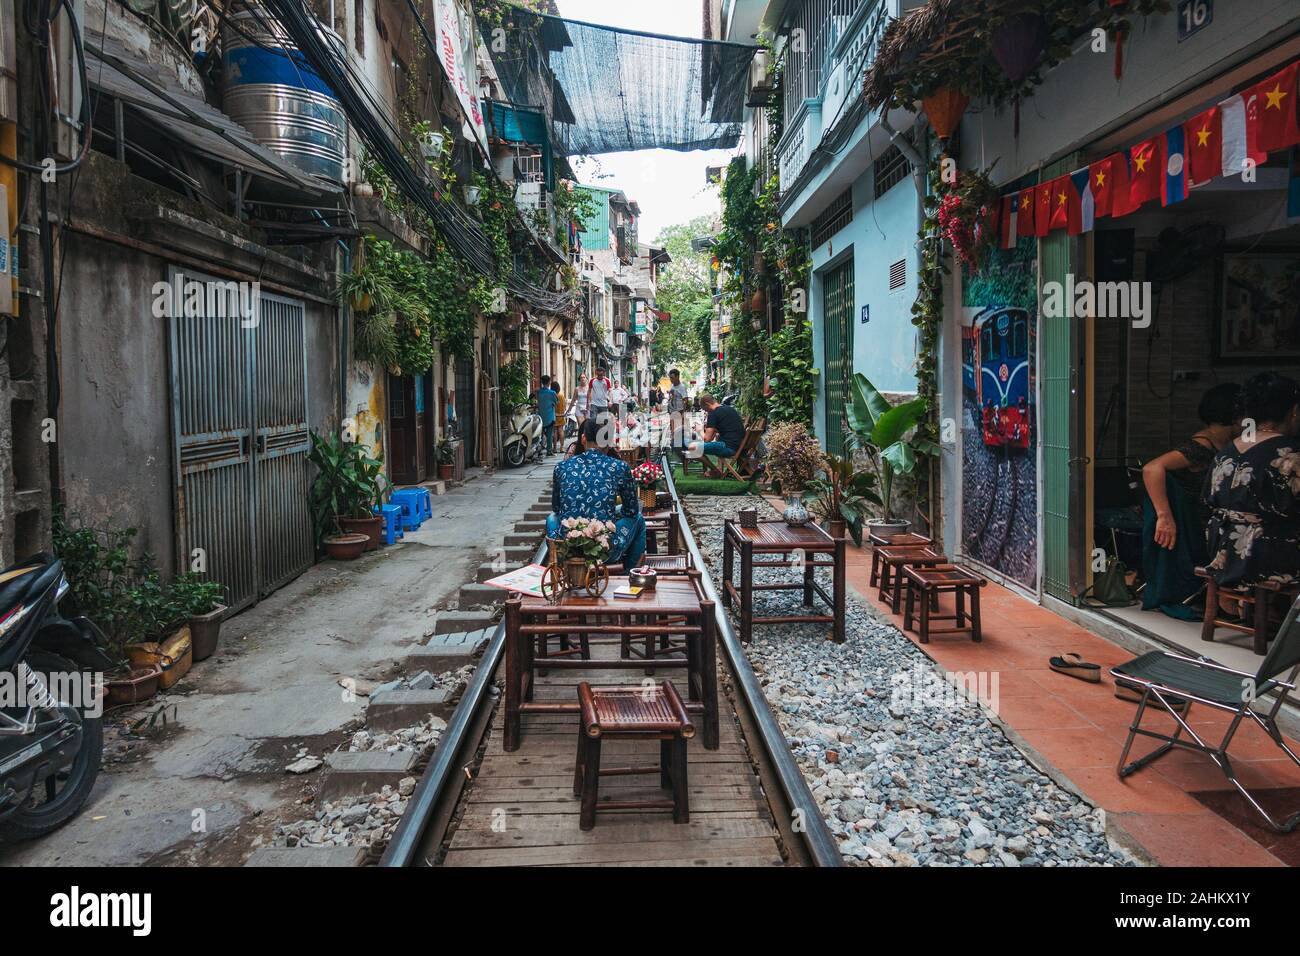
[1162,125,1188,206]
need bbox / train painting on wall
[962,307,1034,450]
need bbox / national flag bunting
[1088,156,1114,219]
[1128,136,1163,211]
[1049,175,1081,234]
[1183,105,1222,185]
[1035,182,1053,238]
[1245,62,1300,155]
[1162,125,1188,206]
[1220,91,1266,177]
[999,194,1016,249]
[1016,188,1036,237]
[1070,167,1093,234]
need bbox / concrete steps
[459,582,505,607]
[433,610,496,634]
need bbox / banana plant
[844,373,941,523]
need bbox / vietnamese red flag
[1049,176,1080,232]
[1016,188,1036,237]
[1106,151,1134,217]
[1128,137,1164,210]
[1035,182,1053,237]
[1183,105,1222,185]
[1245,62,1300,154]
[1088,156,1114,219]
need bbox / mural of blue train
[962,307,1034,451]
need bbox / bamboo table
[721,519,846,644]
[503,577,718,752]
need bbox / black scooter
[0,553,112,842]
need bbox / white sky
[555,0,735,244]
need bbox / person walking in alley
[573,373,589,426]
[535,375,558,456]
[552,380,566,451]
[666,368,688,448]
[688,393,744,460]
[547,418,646,568]
[587,366,613,436]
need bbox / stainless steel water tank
[222,6,346,182]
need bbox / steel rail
[382,455,842,867]
[662,460,844,868]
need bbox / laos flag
[1162,125,1188,206]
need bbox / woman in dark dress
[1205,373,1300,589]
[1139,383,1242,617]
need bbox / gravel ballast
[682,495,1138,868]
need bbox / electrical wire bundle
[256,0,578,314]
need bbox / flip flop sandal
[1049,653,1102,683]
[1114,679,1190,714]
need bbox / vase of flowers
[763,422,823,527]
[559,517,617,595]
[631,460,664,510]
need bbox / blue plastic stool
[391,489,427,532]
[375,504,404,545]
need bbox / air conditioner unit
[501,329,525,353]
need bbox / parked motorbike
[503,402,545,468]
[0,553,111,843]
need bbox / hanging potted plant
[308,431,385,559]
[763,422,823,527]
[845,373,941,536]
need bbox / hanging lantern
[750,287,767,316]
[921,87,970,142]
[1109,0,1128,80]
[990,13,1049,137]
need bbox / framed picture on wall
[1214,251,1300,364]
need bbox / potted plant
[436,439,456,481]
[119,566,193,692]
[763,421,823,526]
[558,517,617,595]
[844,373,940,536]
[172,572,227,663]
[308,431,385,558]
[631,460,664,510]
[803,452,882,544]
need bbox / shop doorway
[387,372,427,485]
[821,256,855,456]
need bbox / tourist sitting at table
[1204,372,1300,594]
[686,394,744,460]
[547,419,646,569]
[1140,382,1242,619]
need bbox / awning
[86,37,341,196]
[490,8,758,156]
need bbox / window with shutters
[811,188,853,249]
[873,143,910,197]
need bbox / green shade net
[489,8,757,155]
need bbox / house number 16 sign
[1177,0,1212,42]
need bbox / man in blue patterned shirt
[546,420,646,568]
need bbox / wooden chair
[1196,567,1300,656]
[876,545,947,614]
[574,681,694,830]
[903,564,988,643]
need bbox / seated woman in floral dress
[1204,373,1300,592]
[546,419,646,569]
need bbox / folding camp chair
[717,417,765,483]
[1111,594,1300,832]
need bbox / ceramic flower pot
[338,515,383,552]
[324,533,369,561]
[105,664,162,707]
[783,495,810,527]
[867,518,911,537]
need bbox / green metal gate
[1039,156,1081,602]
[822,256,855,456]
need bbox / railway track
[379,456,840,868]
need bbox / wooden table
[721,519,846,644]
[503,577,718,752]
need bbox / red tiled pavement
[780,511,1300,865]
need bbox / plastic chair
[374,504,404,545]
[390,489,428,531]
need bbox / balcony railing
[772,0,892,189]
